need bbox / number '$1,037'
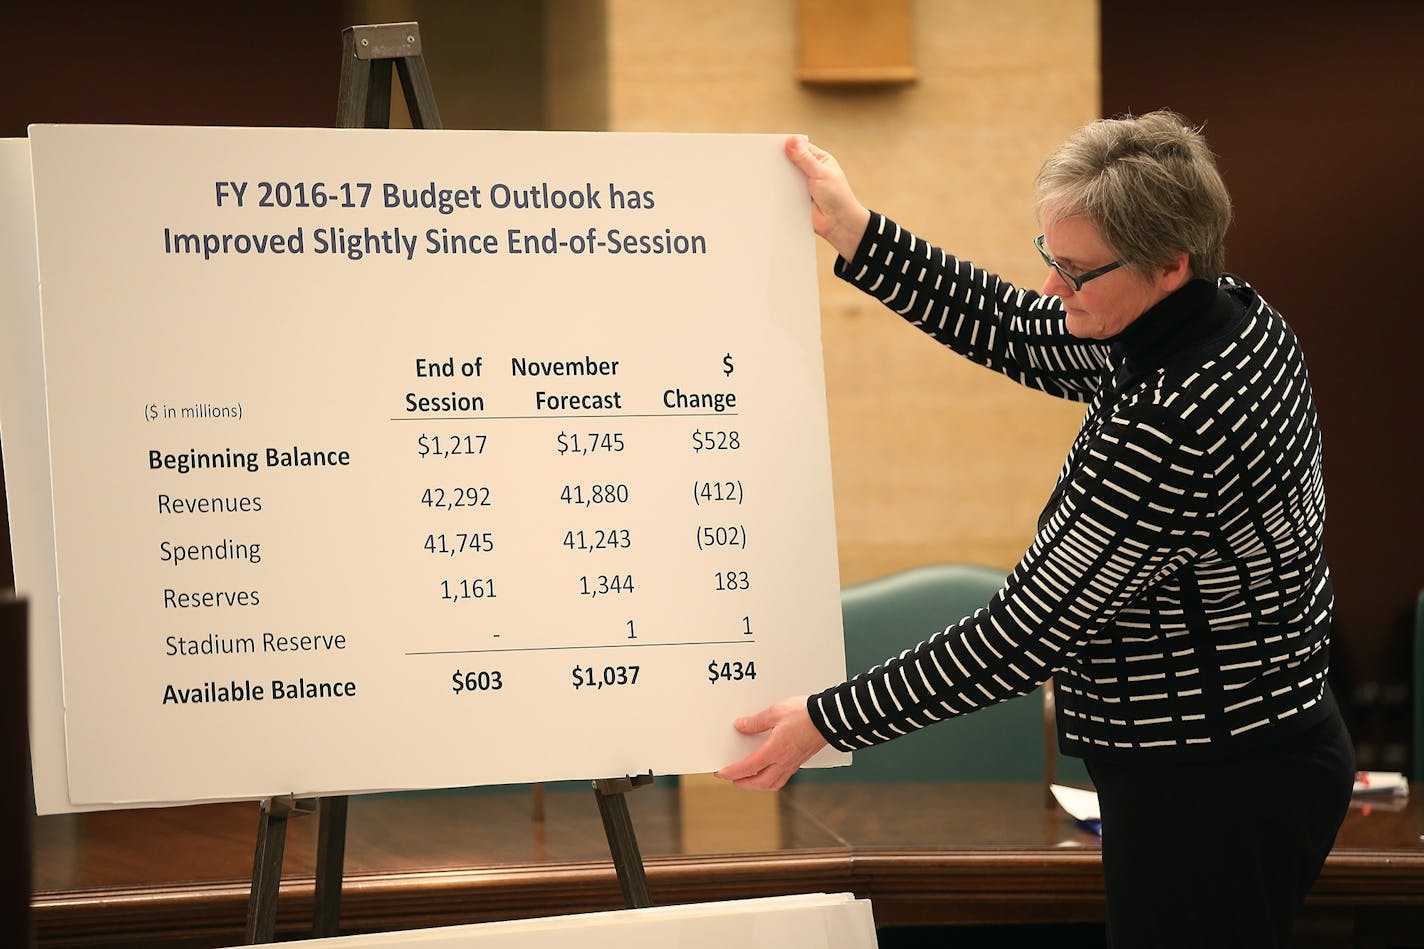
[570,664,640,691]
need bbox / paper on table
[1353,771,1409,797]
[1050,783,1100,822]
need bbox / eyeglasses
[1033,234,1124,291]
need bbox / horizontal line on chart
[389,412,740,421]
[406,639,756,656]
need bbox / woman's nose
[1043,268,1073,297]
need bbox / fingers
[715,695,825,791]
[783,134,812,170]
[732,765,793,791]
[781,137,868,259]
[715,744,773,783]
[716,706,786,782]
[715,741,793,790]
[783,135,836,178]
[717,703,783,778]
[733,707,775,735]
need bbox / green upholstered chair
[796,564,1051,783]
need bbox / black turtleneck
[1109,277,1242,390]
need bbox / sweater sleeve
[837,212,1110,403]
[807,404,1219,751]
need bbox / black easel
[336,21,443,130]
[243,22,655,942]
[245,794,316,943]
[593,773,655,908]
[243,22,440,944]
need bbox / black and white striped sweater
[809,213,1335,761]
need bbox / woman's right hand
[784,136,871,262]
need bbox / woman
[717,111,1355,947]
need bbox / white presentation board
[0,138,86,815]
[216,894,878,949]
[18,125,847,808]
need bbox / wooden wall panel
[1101,0,1424,772]
[545,0,608,131]
[0,1,340,135]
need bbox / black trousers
[1085,706,1355,948]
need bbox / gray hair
[1034,110,1232,280]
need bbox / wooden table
[31,780,1424,948]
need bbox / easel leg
[593,775,654,909]
[394,54,442,128]
[313,795,349,937]
[363,60,394,128]
[245,796,297,944]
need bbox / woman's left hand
[715,695,828,790]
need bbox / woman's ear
[1157,250,1192,292]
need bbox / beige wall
[351,0,1100,586]
[595,1,1099,584]
[545,0,608,130]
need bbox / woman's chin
[1064,310,1096,339]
